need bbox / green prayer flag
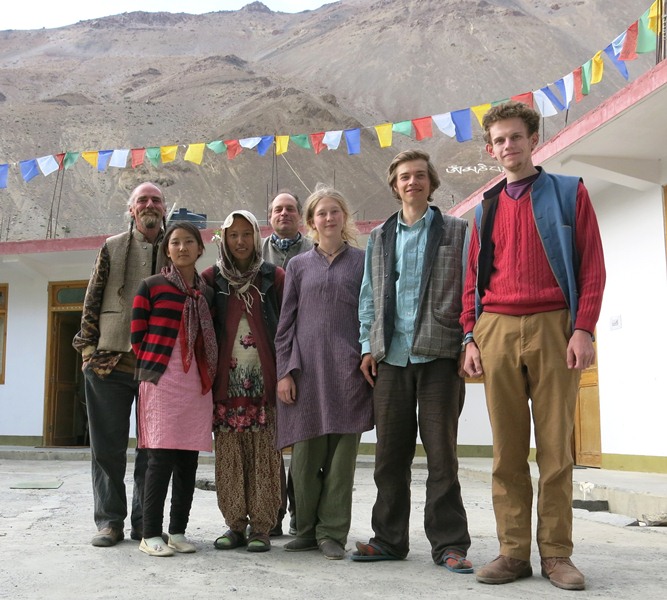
[637,11,657,54]
[581,60,592,95]
[290,134,311,149]
[392,121,413,136]
[145,147,161,167]
[63,152,79,170]
[206,140,226,154]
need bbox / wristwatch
[461,332,475,352]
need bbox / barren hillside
[0,0,654,240]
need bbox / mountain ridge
[0,0,654,240]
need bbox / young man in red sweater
[461,101,605,591]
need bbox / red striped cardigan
[131,274,214,390]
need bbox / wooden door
[43,282,87,447]
[45,312,84,446]
[573,341,601,467]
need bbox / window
[0,284,7,384]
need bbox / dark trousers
[370,358,471,564]
[84,365,147,532]
[143,449,199,539]
[277,457,297,527]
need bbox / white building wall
[594,184,667,458]
[458,382,492,445]
[0,266,49,437]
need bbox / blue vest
[474,167,581,330]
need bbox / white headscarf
[215,210,264,312]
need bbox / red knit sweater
[461,182,605,334]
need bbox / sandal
[441,551,474,574]
[247,532,271,553]
[213,529,246,550]
[350,541,402,562]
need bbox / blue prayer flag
[344,129,361,155]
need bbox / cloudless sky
[2,1,331,31]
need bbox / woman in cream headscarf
[202,210,284,552]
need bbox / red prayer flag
[131,148,146,168]
[572,67,583,103]
[225,140,242,160]
[510,92,534,109]
[619,22,639,61]
[55,153,65,170]
[310,132,326,154]
[411,117,433,141]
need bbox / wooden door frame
[42,281,86,446]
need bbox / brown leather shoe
[476,555,533,584]
[91,527,124,547]
[541,557,586,590]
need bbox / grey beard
[140,214,160,229]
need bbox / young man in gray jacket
[353,150,472,573]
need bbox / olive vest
[97,229,165,352]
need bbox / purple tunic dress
[275,245,373,449]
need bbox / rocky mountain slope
[0,0,654,240]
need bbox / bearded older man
[73,182,167,547]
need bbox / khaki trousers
[474,310,580,561]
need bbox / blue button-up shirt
[359,207,435,366]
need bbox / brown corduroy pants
[474,309,581,561]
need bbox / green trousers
[291,433,361,545]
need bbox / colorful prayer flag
[37,155,59,176]
[109,149,129,168]
[412,117,432,141]
[184,143,205,165]
[160,145,178,163]
[257,136,274,156]
[432,113,456,137]
[20,159,40,182]
[206,141,226,155]
[290,134,311,149]
[323,130,343,150]
[146,147,161,167]
[310,132,326,154]
[374,123,393,148]
[392,121,413,137]
[451,109,473,142]
[225,140,242,160]
[344,129,361,155]
[82,151,99,168]
[471,103,492,128]
[619,22,639,61]
[276,136,289,155]
[98,150,113,172]
[131,148,146,168]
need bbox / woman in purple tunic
[275,186,373,560]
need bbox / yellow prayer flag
[276,136,289,156]
[471,103,492,128]
[161,145,178,163]
[591,51,604,84]
[184,143,205,165]
[374,123,393,148]
[648,1,661,34]
[81,151,98,168]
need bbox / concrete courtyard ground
[1,456,667,599]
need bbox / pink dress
[138,331,213,452]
